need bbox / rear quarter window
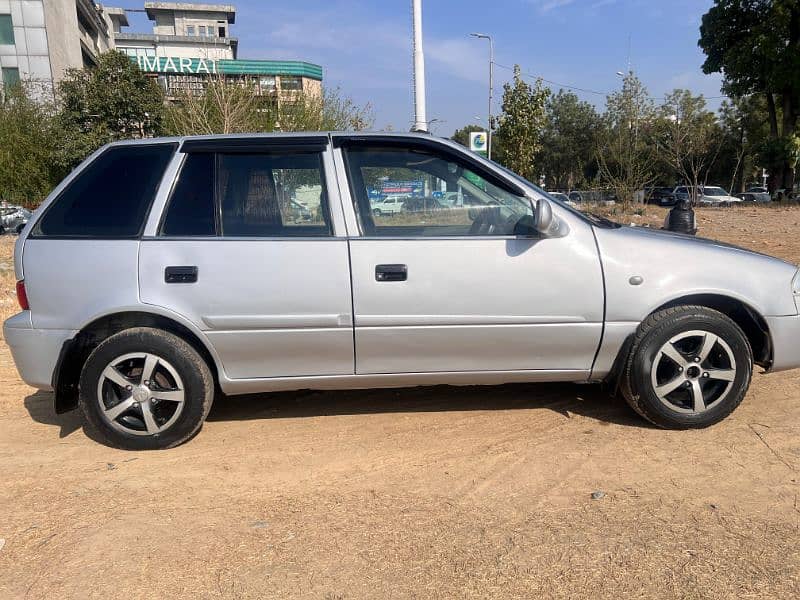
[33,143,176,238]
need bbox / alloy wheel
[96,352,186,436]
[650,330,737,414]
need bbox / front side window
[160,150,331,237]
[35,144,175,237]
[345,146,533,237]
[0,14,13,45]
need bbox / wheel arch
[653,294,772,369]
[53,308,222,414]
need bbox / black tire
[373,208,382,217]
[620,306,753,429]
[78,327,214,450]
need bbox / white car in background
[372,196,407,216]
[674,186,742,206]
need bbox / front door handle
[165,266,198,284]
[375,264,407,282]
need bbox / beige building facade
[0,1,323,102]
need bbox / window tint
[160,150,331,238]
[219,153,329,237]
[36,144,175,238]
[346,147,533,237]
[162,153,215,236]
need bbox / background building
[0,0,115,94]
[113,2,321,102]
[0,1,322,102]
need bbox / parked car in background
[548,192,577,207]
[372,196,406,216]
[674,186,742,206]
[568,190,616,206]
[737,190,771,203]
[5,133,800,450]
[401,197,448,213]
[644,187,677,206]
[0,205,31,234]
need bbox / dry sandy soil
[1,207,799,599]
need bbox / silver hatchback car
[5,133,800,449]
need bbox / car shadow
[22,382,654,441]
[206,382,653,429]
[24,391,82,438]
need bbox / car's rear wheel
[373,208,382,217]
[621,306,753,429]
[79,327,214,450]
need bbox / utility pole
[411,0,427,132]
[470,33,493,159]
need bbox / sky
[112,0,724,136]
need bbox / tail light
[16,280,29,310]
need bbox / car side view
[5,133,800,449]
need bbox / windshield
[703,187,728,197]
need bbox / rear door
[139,137,354,380]
[337,138,604,376]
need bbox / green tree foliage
[56,51,165,171]
[495,65,549,180]
[0,84,64,207]
[710,95,770,192]
[656,90,722,200]
[700,0,800,190]
[597,73,656,208]
[537,90,601,190]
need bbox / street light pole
[470,32,493,160]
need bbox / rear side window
[160,150,331,237]
[35,144,175,238]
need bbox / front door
[340,140,604,375]
[139,138,354,380]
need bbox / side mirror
[530,198,568,238]
[534,198,553,233]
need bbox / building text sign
[136,56,218,75]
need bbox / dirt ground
[1,207,799,599]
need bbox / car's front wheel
[79,328,214,450]
[621,306,752,429]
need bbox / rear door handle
[375,264,407,282]
[165,266,198,284]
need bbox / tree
[657,90,722,201]
[494,65,549,180]
[0,83,64,207]
[597,72,656,208]
[56,51,165,171]
[537,90,601,190]
[711,95,770,192]
[699,0,800,191]
[165,78,373,136]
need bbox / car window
[160,150,331,238]
[35,143,176,238]
[162,153,215,236]
[346,146,533,237]
[702,187,727,197]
